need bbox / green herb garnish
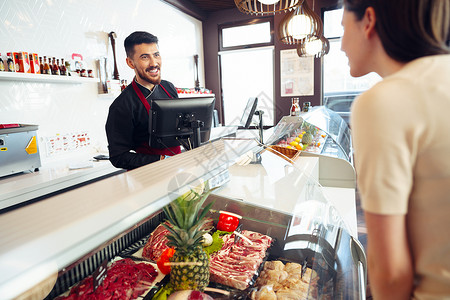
[203,230,230,255]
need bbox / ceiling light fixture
[287,11,312,39]
[297,35,330,58]
[235,0,301,15]
[295,0,330,58]
[278,0,319,44]
[258,0,280,4]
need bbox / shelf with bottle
[176,87,213,98]
[0,53,98,83]
[0,71,99,84]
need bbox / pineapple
[301,121,316,145]
[301,132,313,145]
[162,188,214,291]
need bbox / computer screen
[240,97,258,128]
[148,95,215,150]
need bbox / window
[219,18,273,51]
[220,47,274,126]
[219,19,275,126]
[221,22,272,49]
[323,8,381,94]
[322,8,381,124]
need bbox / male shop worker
[105,31,180,170]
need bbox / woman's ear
[126,57,135,69]
[363,7,377,39]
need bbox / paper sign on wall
[280,49,314,97]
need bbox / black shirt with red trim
[105,80,178,170]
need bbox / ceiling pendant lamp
[297,35,330,58]
[295,1,330,58]
[235,0,301,15]
[258,0,280,4]
[278,0,320,44]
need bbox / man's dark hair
[124,31,159,58]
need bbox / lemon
[290,141,299,147]
[294,137,301,142]
[286,145,293,149]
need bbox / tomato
[217,211,241,232]
[157,248,175,274]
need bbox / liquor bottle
[39,57,44,74]
[55,58,61,75]
[0,54,4,71]
[43,56,51,74]
[290,98,300,116]
[52,57,59,75]
[59,58,67,76]
[302,101,311,112]
[7,54,15,72]
[50,57,55,74]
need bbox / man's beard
[136,66,161,86]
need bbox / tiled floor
[355,189,373,299]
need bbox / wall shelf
[0,72,99,84]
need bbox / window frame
[321,4,343,106]
[321,4,343,40]
[218,17,274,52]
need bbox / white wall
[0,0,204,164]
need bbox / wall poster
[280,49,314,97]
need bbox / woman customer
[341,0,450,299]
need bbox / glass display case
[209,145,365,299]
[300,106,352,163]
[0,137,365,299]
[267,106,352,163]
[266,106,355,188]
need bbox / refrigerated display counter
[0,136,365,299]
[300,106,352,163]
[268,107,356,188]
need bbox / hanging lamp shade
[278,0,320,44]
[235,0,302,15]
[295,3,330,58]
[258,0,280,4]
[297,35,330,58]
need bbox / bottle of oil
[6,54,15,72]
[0,53,5,71]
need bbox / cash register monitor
[240,97,258,129]
[148,96,215,150]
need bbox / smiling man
[106,31,180,170]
